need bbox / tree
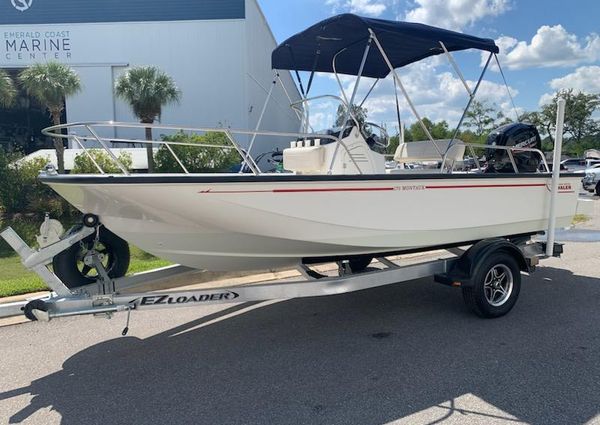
[404,117,452,141]
[463,100,499,139]
[539,89,600,146]
[114,66,181,172]
[19,62,81,173]
[335,103,368,128]
[0,69,16,108]
[520,110,550,141]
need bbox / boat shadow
[3,266,600,424]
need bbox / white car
[562,158,600,173]
[582,163,600,196]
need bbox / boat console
[283,125,386,174]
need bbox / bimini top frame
[42,15,526,176]
[271,13,517,170]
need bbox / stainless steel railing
[42,121,342,175]
[440,142,550,173]
[43,121,550,176]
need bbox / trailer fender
[435,238,529,288]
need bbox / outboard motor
[485,123,542,173]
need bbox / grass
[572,214,590,225]
[0,255,48,298]
[0,245,171,298]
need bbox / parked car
[582,163,600,196]
[561,158,600,173]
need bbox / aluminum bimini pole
[275,73,304,124]
[359,78,379,108]
[327,37,373,174]
[442,51,493,171]
[440,42,472,97]
[447,51,493,146]
[244,78,276,169]
[494,54,520,122]
[368,29,443,159]
[249,71,302,131]
[332,49,351,105]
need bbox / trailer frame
[0,223,561,327]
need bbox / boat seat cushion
[394,139,465,163]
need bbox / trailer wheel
[462,252,521,318]
[52,227,130,288]
[348,255,373,273]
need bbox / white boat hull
[42,173,580,271]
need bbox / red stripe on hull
[273,187,394,193]
[199,182,550,194]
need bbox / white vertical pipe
[546,98,566,257]
[328,37,372,174]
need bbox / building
[0,0,300,155]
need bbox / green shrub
[154,131,240,173]
[0,150,74,217]
[72,149,132,174]
[0,150,26,214]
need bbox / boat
[39,14,581,274]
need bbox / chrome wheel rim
[483,264,513,307]
[77,241,112,278]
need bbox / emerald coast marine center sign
[3,0,73,62]
[3,29,72,61]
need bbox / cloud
[538,66,600,106]
[549,66,600,92]
[404,0,509,31]
[325,0,387,17]
[307,100,338,131]
[493,25,600,70]
[331,58,520,131]
[538,93,554,107]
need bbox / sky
[257,0,600,133]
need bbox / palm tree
[19,62,81,173]
[114,66,181,172]
[0,69,16,108]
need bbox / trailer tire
[53,227,130,288]
[595,182,600,197]
[348,255,373,273]
[462,252,521,318]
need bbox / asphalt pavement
[0,197,599,425]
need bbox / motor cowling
[485,123,542,173]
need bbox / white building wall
[0,0,301,155]
[66,66,116,140]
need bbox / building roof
[0,0,244,25]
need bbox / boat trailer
[0,99,572,329]
[0,219,563,332]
